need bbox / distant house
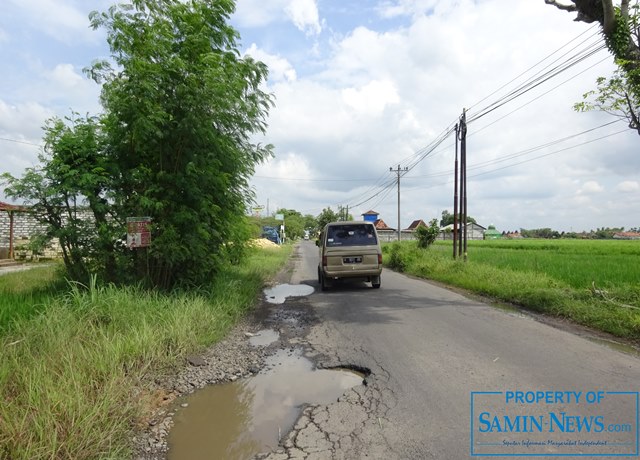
[484,225,501,239]
[503,230,523,239]
[374,219,395,231]
[613,232,640,240]
[405,219,427,231]
[1,201,26,259]
[439,223,486,240]
[361,210,379,223]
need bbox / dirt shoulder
[134,245,319,459]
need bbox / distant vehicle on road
[316,221,382,290]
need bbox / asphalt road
[274,241,640,460]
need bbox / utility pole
[454,109,468,261]
[390,164,408,241]
[461,110,468,261]
[453,123,459,259]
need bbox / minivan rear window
[326,224,378,247]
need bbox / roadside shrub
[387,243,407,272]
[416,219,440,248]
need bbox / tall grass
[0,245,292,460]
[384,240,640,340]
[0,264,67,331]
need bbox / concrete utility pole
[390,165,408,241]
[453,123,459,259]
[453,109,468,261]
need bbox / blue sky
[1,0,638,232]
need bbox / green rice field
[383,239,640,341]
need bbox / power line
[467,40,607,123]
[466,24,600,112]
[467,128,629,179]
[468,54,611,137]
[253,175,379,182]
[373,26,608,185]
[402,123,628,192]
[0,137,41,147]
[258,26,616,218]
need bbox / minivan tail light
[322,255,327,267]
[378,254,383,265]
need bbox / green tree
[275,208,304,240]
[316,207,340,232]
[2,114,118,282]
[337,205,354,221]
[547,0,640,135]
[520,228,561,239]
[303,214,318,234]
[90,0,273,288]
[575,70,639,135]
[440,209,476,227]
[4,0,274,289]
[415,219,441,248]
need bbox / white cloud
[616,181,640,193]
[6,0,103,44]
[285,0,322,35]
[245,44,297,83]
[579,181,605,194]
[47,64,87,91]
[27,63,102,113]
[0,100,53,140]
[376,0,442,19]
[234,0,321,34]
[3,0,638,231]
[234,0,289,28]
[342,80,400,115]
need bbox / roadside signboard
[126,217,151,248]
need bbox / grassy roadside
[0,264,67,332]
[0,244,292,460]
[383,240,640,341]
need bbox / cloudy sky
[1,0,638,233]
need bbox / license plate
[343,257,362,264]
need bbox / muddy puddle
[167,348,364,460]
[263,284,314,304]
[248,329,280,347]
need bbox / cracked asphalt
[260,241,640,459]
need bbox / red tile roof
[405,219,427,230]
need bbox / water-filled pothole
[248,329,280,347]
[264,283,314,304]
[167,349,364,460]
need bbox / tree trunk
[546,0,640,102]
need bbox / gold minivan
[316,221,382,291]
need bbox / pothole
[263,284,314,304]
[167,348,364,459]
[248,329,280,347]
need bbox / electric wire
[253,25,614,216]
[466,24,600,112]
[402,124,627,192]
[467,40,607,123]
[469,54,612,137]
[0,137,41,147]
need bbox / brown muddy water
[167,348,364,460]
[248,329,280,347]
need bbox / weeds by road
[383,240,640,341]
[0,244,292,460]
